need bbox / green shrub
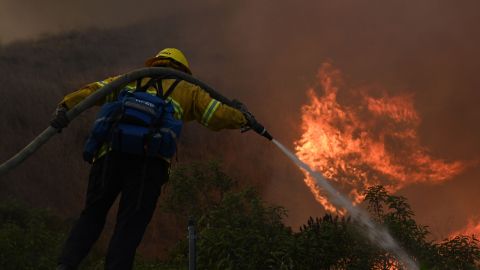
[1,164,479,270]
[0,200,65,270]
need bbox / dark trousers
[58,152,169,270]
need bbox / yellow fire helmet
[145,48,192,74]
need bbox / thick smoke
[1,0,479,257]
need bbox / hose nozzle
[258,126,273,141]
[232,99,273,141]
[240,123,273,141]
[252,123,274,141]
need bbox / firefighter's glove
[236,104,265,135]
[50,105,70,131]
[232,99,272,140]
[231,99,254,132]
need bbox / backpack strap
[158,79,181,99]
[136,78,159,92]
[135,79,142,91]
[134,78,180,98]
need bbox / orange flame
[294,62,466,213]
[450,218,480,238]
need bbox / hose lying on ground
[0,67,234,177]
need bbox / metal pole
[188,217,196,270]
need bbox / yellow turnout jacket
[60,76,247,160]
[61,76,247,130]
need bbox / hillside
[0,17,298,257]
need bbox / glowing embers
[294,63,465,213]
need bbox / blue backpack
[83,79,182,162]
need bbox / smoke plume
[1,0,479,257]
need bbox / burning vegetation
[295,62,467,214]
[450,217,480,239]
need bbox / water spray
[271,139,418,269]
[228,99,418,269]
[0,67,417,269]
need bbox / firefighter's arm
[190,85,247,131]
[51,76,122,130]
[59,76,120,109]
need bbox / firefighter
[51,48,261,270]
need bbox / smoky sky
[0,0,177,43]
[1,0,480,240]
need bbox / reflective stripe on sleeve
[201,99,220,126]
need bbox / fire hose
[0,67,272,177]
[0,67,419,268]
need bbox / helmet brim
[145,57,192,75]
[144,56,160,67]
